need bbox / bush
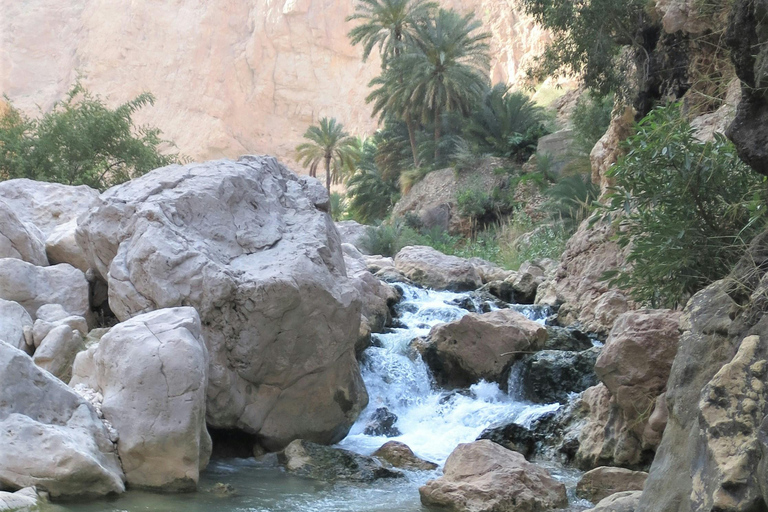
[0,83,178,190]
[543,174,600,231]
[600,104,767,308]
[571,92,614,155]
[345,136,400,223]
[330,192,347,221]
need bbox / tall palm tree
[295,117,357,194]
[348,0,436,168]
[402,9,491,161]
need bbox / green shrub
[543,174,600,231]
[456,186,496,221]
[330,192,347,221]
[0,83,178,190]
[345,136,400,223]
[600,104,767,308]
[571,92,614,155]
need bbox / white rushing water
[338,283,559,464]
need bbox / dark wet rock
[363,407,401,437]
[544,326,594,352]
[373,441,438,471]
[514,348,601,404]
[207,483,236,496]
[278,440,404,483]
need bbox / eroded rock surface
[0,341,124,498]
[279,439,403,482]
[373,441,438,471]
[70,308,210,491]
[419,440,568,512]
[76,156,366,449]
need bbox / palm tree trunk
[325,154,332,194]
[434,107,442,163]
[405,112,420,169]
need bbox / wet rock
[363,407,401,437]
[0,341,125,498]
[206,483,236,497]
[75,156,367,450]
[544,326,593,351]
[278,440,404,483]
[419,439,568,512]
[516,347,601,404]
[576,467,647,504]
[394,246,482,292]
[373,441,438,471]
[476,421,543,460]
[587,491,642,512]
[423,309,547,388]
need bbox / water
[53,283,585,512]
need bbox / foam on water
[338,283,559,464]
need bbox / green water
[50,458,432,512]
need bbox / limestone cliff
[0,0,548,167]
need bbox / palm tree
[348,0,436,168]
[295,117,357,194]
[401,9,491,162]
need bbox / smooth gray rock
[0,200,47,266]
[0,299,33,353]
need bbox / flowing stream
[54,283,590,512]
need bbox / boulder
[515,347,601,404]
[0,341,124,498]
[373,441,438,471]
[476,421,543,460]
[536,129,575,176]
[423,309,547,387]
[335,220,371,254]
[363,407,401,437]
[343,243,399,334]
[0,299,33,353]
[0,180,100,271]
[0,259,90,322]
[544,326,593,351]
[278,439,403,482]
[587,491,642,512]
[0,200,47,266]
[69,308,211,491]
[75,156,367,450]
[31,304,88,348]
[32,324,84,380]
[468,258,515,284]
[394,246,482,291]
[576,467,647,503]
[0,487,45,512]
[419,439,568,512]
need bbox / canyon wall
[0,0,548,168]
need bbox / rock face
[394,246,482,292]
[278,439,403,482]
[575,310,681,470]
[637,229,768,512]
[373,441,438,471]
[576,467,647,504]
[0,259,90,322]
[0,179,101,272]
[76,156,366,450]
[587,491,642,512]
[70,308,210,491]
[1,0,550,166]
[0,340,124,498]
[0,201,47,266]
[423,309,547,388]
[419,440,568,512]
[537,217,631,335]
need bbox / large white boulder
[76,156,367,449]
[0,179,100,271]
[0,259,90,321]
[70,307,210,491]
[0,200,47,266]
[395,246,482,291]
[0,341,124,498]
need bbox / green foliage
[544,174,600,231]
[330,192,347,221]
[571,93,614,155]
[345,135,400,223]
[464,84,549,161]
[0,84,178,190]
[456,185,496,222]
[296,117,357,193]
[600,104,767,308]
[399,166,434,194]
[521,0,649,95]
